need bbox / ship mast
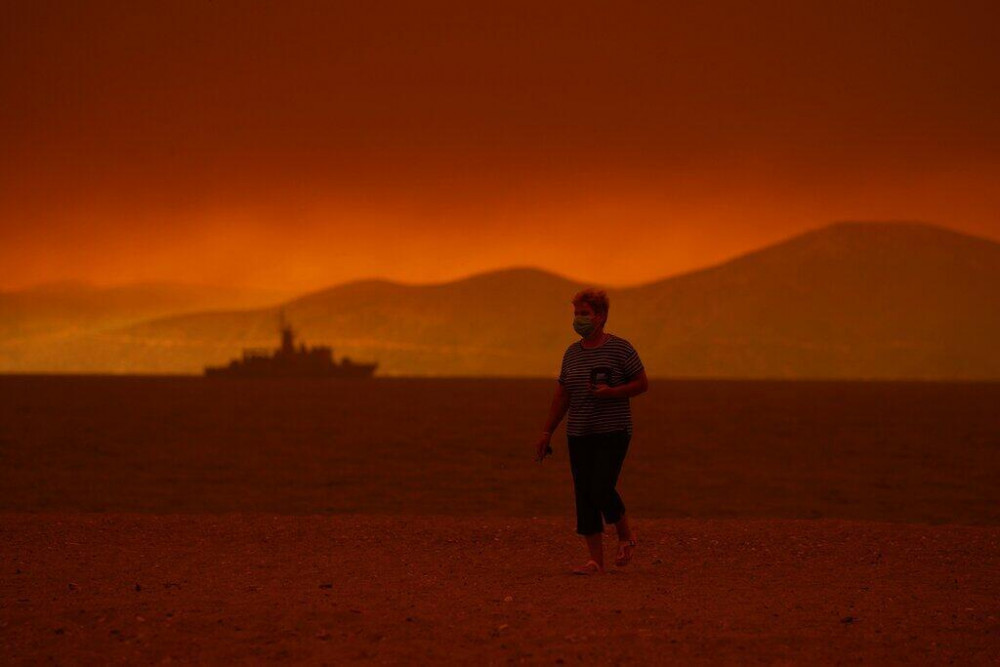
[278,308,294,355]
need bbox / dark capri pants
[567,428,631,536]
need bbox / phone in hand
[590,366,612,386]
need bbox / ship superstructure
[204,311,377,378]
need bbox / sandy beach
[3,512,998,664]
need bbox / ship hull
[204,363,377,378]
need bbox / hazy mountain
[0,280,294,339]
[3,221,999,379]
[0,282,294,371]
[614,221,1000,379]
[4,269,586,375]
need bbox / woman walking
[535,287,648,574]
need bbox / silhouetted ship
[204,313,377,378]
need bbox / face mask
[573,315,596,337]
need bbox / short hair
[572,287,609,318]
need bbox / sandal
[571,559,605,575]
[615,536,637,567]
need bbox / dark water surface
[1,375,998,524]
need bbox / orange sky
[2,1,998,293]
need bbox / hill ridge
[3,220,999,379]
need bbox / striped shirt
[558,333,645,436]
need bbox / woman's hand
[588,381,621,399]
[535,433,553,462]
